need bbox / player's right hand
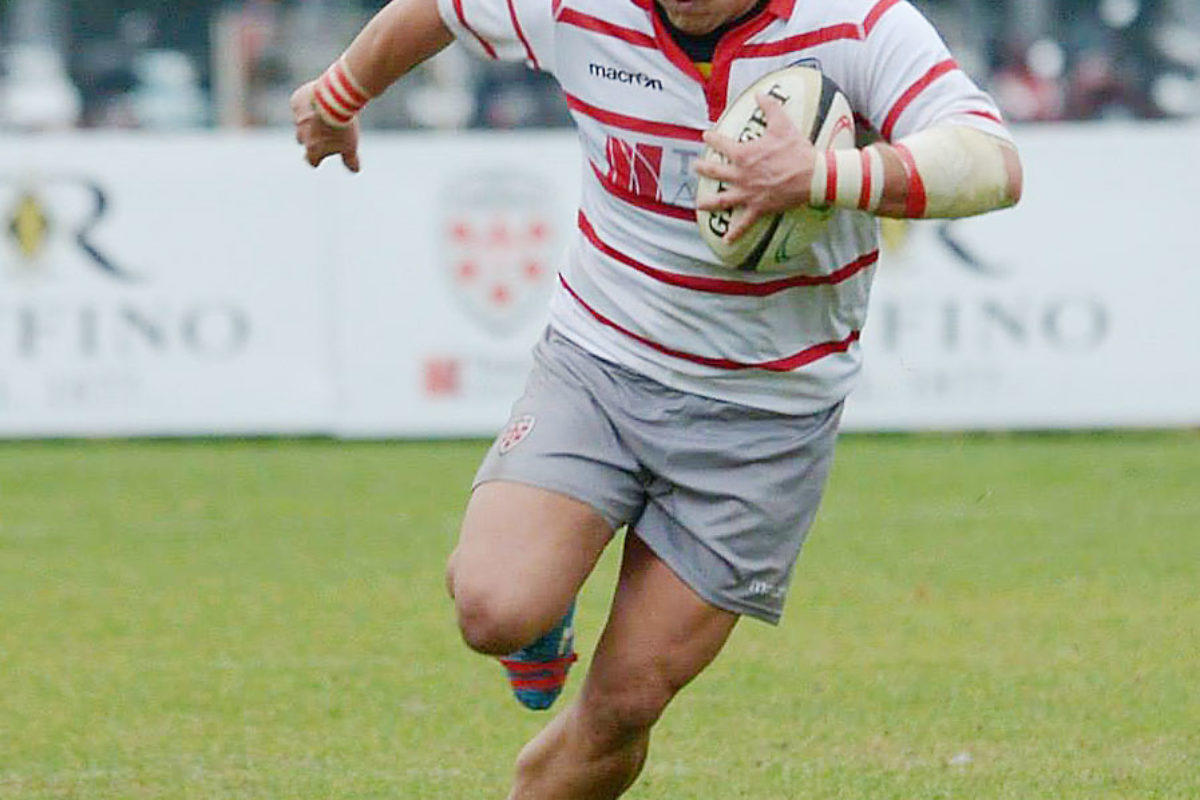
[290,81,362,173]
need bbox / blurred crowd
[1,0,1198,131]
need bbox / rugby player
[291,1,1022,797]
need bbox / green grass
[1,434,1197,799]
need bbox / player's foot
[498,601,578,711]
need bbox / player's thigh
[578,533,739,734]
[450,480,613,625]
[448,330,646,647]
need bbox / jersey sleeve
[435,0,556,71]
[853,1,1009,143]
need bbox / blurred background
[2,1,1198,438]
[2,0,1199,132]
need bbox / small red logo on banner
[497,414,536,454]
[423,358,461,397]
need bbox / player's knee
[452,584,537,656]
[583,670,676,738]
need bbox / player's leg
[447,480,612,656]
[445,330,646,709]
[506,532,739,800]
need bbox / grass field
[1,434,1197,799]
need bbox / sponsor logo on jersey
[589,63,664,91]
[605,137,664,202]
[497,414,536,454]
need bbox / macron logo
[589,63,664,91]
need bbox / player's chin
[658,0,723,34]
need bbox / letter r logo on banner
[605,138,664,202]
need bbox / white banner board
[1,123,1197,437]
[844,122,1200,430]
[0,134,335,436]
[332,133,578,436]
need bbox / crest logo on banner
[1,175,138,283]
[441,172,557,335]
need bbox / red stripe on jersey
[506,0,539,68]
[881,58,959,141]
[737,1,902,59]
[823,249,881,284]
[894,143,928,218]
[557,8,656,48]
[590,162,695,221]
[560,274,861,372]
[564,93,705,141]
[965,109,1005,124]
[579,212,879,295]
[740,23,861,58]
[862,0,903,34]
[452,0,499,59]
[858,148,873,211]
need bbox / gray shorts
[475,328,842,624]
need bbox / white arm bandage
[810,124,1018,219]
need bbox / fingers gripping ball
[696,67,855,271]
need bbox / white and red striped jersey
[436,0,1010,414]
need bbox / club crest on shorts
[497,414,536,455]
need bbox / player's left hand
[694,94,816,241]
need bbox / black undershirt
[655,0,770,66]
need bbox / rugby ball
[696,66,855,271]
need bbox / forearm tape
[810,125,1018,218]
[312,57,371,128]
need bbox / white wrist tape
[313,57,370,128]
[809,147,885,213]
[894,125,1016,218]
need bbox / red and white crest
[497,414,536,455]
[442,172,558,335]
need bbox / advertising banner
[1,123,1197,437]
[0,134,335,436]
[843,123,1200,430]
